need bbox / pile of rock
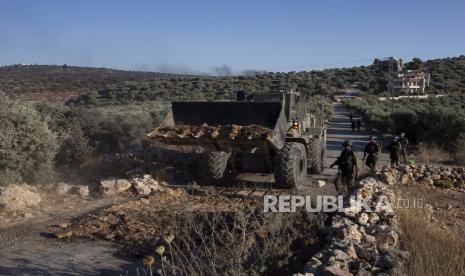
[56,182,90,197]
[130,174,164,195]
[379,164,465,190]
[302,177,408,276]
[99,174,164,196]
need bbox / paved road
[325,102,390,177]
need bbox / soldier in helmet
[388,136,402,166]
[330,140,360,193]
[399,132,409,164]
[363,136,381,173]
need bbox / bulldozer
[147,90,326,189]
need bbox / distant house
[387,58,430,94]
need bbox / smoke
[132,62,268,77]
[211,64,233,76]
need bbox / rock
[56,182,72,195]
[324,266,353,276]
[54,230,73,239]
[400,174,411,185]
[345,244,358,260]
[341,225,362,242]
[357,213,369,225]
[105,233,115,240]
[363,233,376,244]
[58,222,70,228]
[139,198,150,205]
[369,213,379,224]
[431,174,441,181]
[354,245,376,262]
[354,269,371,276]
[334,249,350,261]
[133,181,152,195]
[100,179,132,196]
[376,229,399,251]
[306,257,322,269]
[318,180,326,187]
[71,185,89,197]
[131,176,162,195]
[377,249,410,271]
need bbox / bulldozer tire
[202,151,231,184]
[274,142,307,189]
[309,140,324,174]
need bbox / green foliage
[0,100,58,185]
[0,64,172,101]
[434,180,454,189]
[2,56,465,105]
[346,96,465,154]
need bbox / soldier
[351,121,356,131]
[349,113,354,122]
[363,136,381,173]
[356,119,362,131]
[399,132,409,164]
[388,136,402,166]
[330,140,360,193]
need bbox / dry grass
[397,207,465,276]
[0,184,42,213]
[417,144,451,164]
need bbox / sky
[0,0,464,74]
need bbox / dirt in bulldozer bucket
[147,124,274,145]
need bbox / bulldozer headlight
[292,121,299,130]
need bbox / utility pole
[388,58,395,113]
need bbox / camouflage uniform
[331,147,360,193]
[399,136,409,163]
[388,140,402,166]
[364,141,381,172]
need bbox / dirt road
[325,101,390,176]
[0,197,140,275]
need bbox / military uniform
[399,136,409,163]
[388,140,402,166]
[364,141,381,172]
[331,148,360,193]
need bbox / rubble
[302,177,408,276]
[130,174,164,195]
[71,185,90,197]
[56,182,72,195]
[378,164,465,191]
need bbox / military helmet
[393,136,399,141]
[342,140,353,147]
[399,132,405,137]
[369,135,376,140]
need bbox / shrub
[34,103,91,168]
[0,100,58,185]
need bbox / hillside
[68,55,465,106]
[1,56,464,103]
[0,64,175,101]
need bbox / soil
[71,188,262,255]
[396,182,465,234]
[0,194,138,275]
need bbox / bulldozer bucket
[149,101,288,151]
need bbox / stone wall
[301,176,408,276]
